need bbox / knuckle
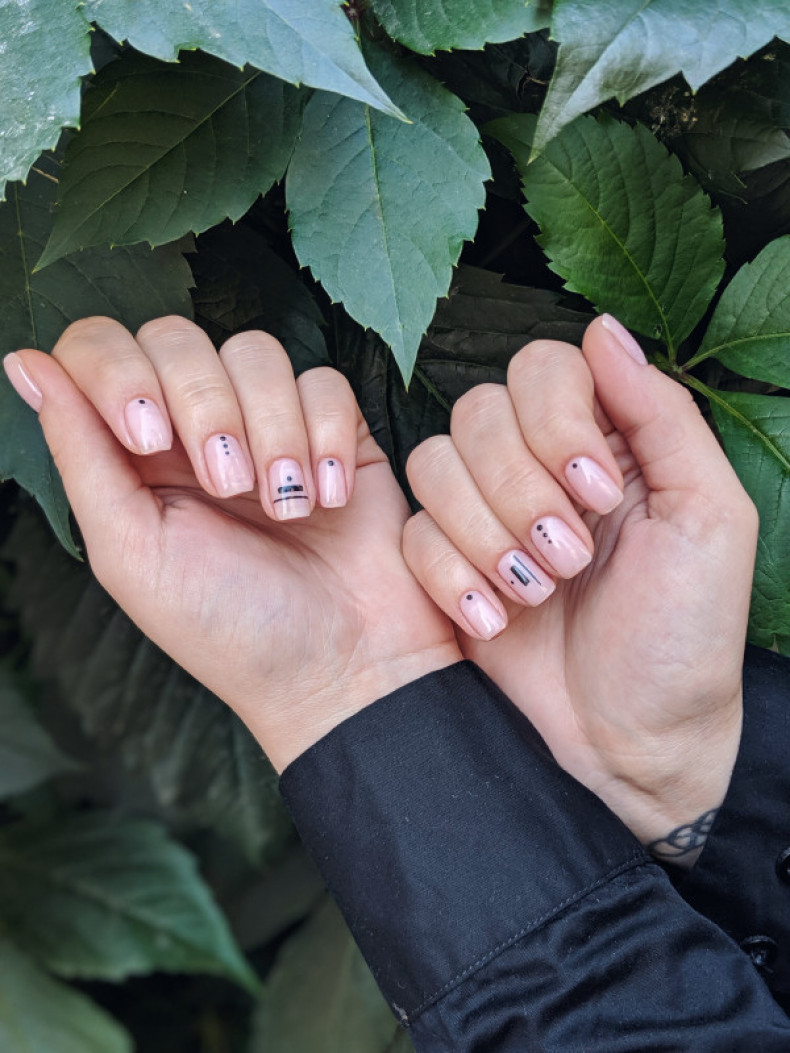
[297,366,352,402]
[406,434,454,486]
[53,317,127,359]
[508,339,574,381]
[451,383,507,434]
[220,329,286,364]
[173,374,232,409]
[136,315,202,346]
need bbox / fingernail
[270,459,310,520]
[565,457,623,514]
[124,397,171,454]
[204,433,254,497]
[317,457,347,508]
[497,550,555,606]
[531,516,592,578]
[601,314,648,365]
[460,591,507,640]
[3,354,42,412]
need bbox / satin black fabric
[280,656,790,1050]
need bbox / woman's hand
[3,317,460,772]
[403,315,758,862]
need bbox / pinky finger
[402,510,508,642]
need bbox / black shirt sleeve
[678,645,790,998]
[280,661,790,1050]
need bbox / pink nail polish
[124,397,171,453]
[317,457,347,508]
[497,550,555,606]
[204,434,254,497]
[531,516,592,578]
[460,591,507,640]
[270,459,310,520]
[601,314,648,365]
[565,457,623,515]
[3,354,42,412]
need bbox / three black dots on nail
[220,435,230,456]
[537,523,552,544]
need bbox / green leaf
[672,51,790,196]
[0,813,259,992]
[709,390,790,652]
[288,46,489,384]
[534,0,790,152]
[0,1,92,195]
[0,670,79,800]
[694,236,790,386]
[250,897,394,1052]
[191,221,329,375]
[489,114,725,352]
[0,159,195,555]
[368,0,551,55]
[83,0,401,117]
[3,506,292,865]
[0,939,132,1053]
[38,52,305,268]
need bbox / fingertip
[316,456,348,508]
[4,352,43,412]
[599,314,649,365]
[459,589,508,641]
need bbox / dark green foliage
[2,2,790,1049]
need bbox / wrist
[254,641,464,773]
[594,692,743,869]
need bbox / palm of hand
[459,435,750,820]
[102,434,456,768]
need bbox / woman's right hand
[4,316,461,772]
[403,315,758,863]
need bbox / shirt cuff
[279,661,646,1021]
[679,645,790,992]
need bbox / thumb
[582,315,744,507]
[4,349,160,574]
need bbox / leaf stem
[413,365,451,412]
[679,372,790,472]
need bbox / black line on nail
[510,555,541,587]
[273,495,309,504]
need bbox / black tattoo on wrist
[646,808,719,861]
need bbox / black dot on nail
[286,475,292,481]
[572,462,578,469]
[466,593,473,601]
[220,435,226,441]
[548,539,552,544]
[328,459,335,466]
[542,532,548,538]
[225,451,230,455]
[138,398,146,404]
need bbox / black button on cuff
[775,846,790,884]
[740,935,778,972]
